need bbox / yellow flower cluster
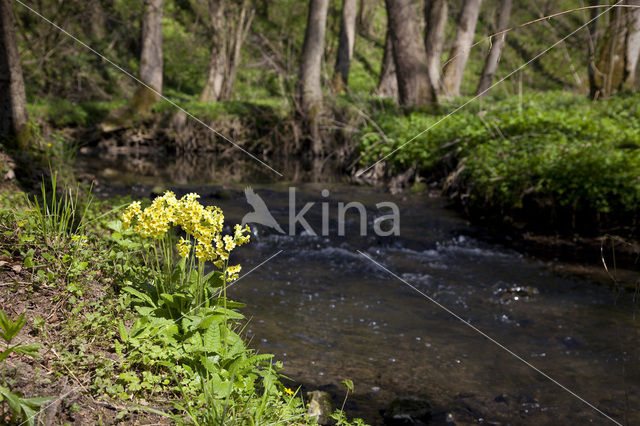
[122,191,251,279]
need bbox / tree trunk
[386,0,436,107]
[140,0,163,94]
[357,0,376,36]
[200,0,254,102]
[441,0,483,98]
[200,0,226,102]
[333,0,357,91]
[375,27,398,98]
[0,0,28,145]
[424,0,448,95]
[299,0,329,154]
[587,0,601,99]
[624,0,640,88]
[130,0,163,114]
[591,1,640,98]
[475,0,511,95]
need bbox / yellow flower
[226,264,242,281]
[122,201,142,229]
[284,387,294,395]
[223,235,236,251]
[124,191,250,277]
[177,237,191,258]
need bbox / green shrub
[358,92,640,233]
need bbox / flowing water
[80,154,640,425]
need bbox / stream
[79,153,640,425]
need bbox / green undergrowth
[0,172,365,425]
[358,91,640,235]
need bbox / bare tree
[357,0,377,36]
[200,0,254,102]
[298,0,329,154]
[591,0,640,98]
[624,0,640,88]
[333,0,357,91]
[386,0,436,107]
[140,0,163,96]
[0,0,28,144]
[424,0,448,95]
[375,28,398,98]
[125,0,164,116]
[586,0,601,98]
[476,0,512,95]
[441,0,483,98]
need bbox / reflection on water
[78,155,640,425]
[77,149,346,185]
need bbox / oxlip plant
[121,191,249,312]
[113,191,309,423]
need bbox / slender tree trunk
[139,0,163,95]
[333,0,357,91]
[441,0,483,98]
[424,0,448,95]
[476,0,511,95]
[200,0,226,102]
[200,0,254,102]
[586,0,600,98]
[129,0,163,115]
[298,0,329,154]
[591,1,640,98]
[386,0,436,107]
[357,0,376,36]
[375,27,398,98]
[624,0,640,88]
[0,0,28,145]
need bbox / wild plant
[24,172,92,249]
[120,191,249,309]
[0,310,53,426]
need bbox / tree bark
[591,1,640,98]
[200,0,254,102]
[0,0,28,144]
[441,0,483,98]
[386,0,436,107]
[624,0,640,88]
[424,0,448,95]
[333,0,357,91]
[127,0,163,116]
[375,27,398,98]
[587,0,601,98]
[140,0,163,95]
[298,0,329,154]
[357,0,376,36]
[200,0,226,102]
[475,0,511,95]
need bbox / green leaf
[0,346,15,362]
[0,387,23,420]
[13,343,42,358]
[22,395,55,409]
[204,270,224,288]
[118,320,128,343]
[0,311,26,344]
[341,379,354,393]
[122,286,155,307]
[203,324,221,353]
[106,220,123,233]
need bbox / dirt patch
[0,253,167,425]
